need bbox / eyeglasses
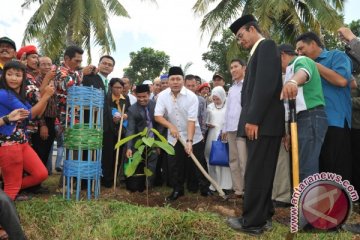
[112,86,123,90]
[236,30,247,41]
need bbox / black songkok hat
[168,66,184,77]
[229,15,257,34]
[135,84,150,93]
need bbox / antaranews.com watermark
[290,172,359,233]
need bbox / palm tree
[21,0,154,63]
[193,0,345,43]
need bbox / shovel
[178,137,226,199]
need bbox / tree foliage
[202,29,247,85]
[324,19,360,50]
[123,47,170,84]
[193,0,345,43]
[21,0,140,63]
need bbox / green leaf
[114,132,142,149]
[124,160,137,177]
[144,167,153,177]
[134,139,143,149]
[142,137,154,147]
[141,127,148,136]
[150,128,167,143]
[154,141,175,155]
[125,146,145,177]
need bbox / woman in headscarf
[102,78,130,188]
[204,86,232,193]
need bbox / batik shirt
[35,74,57,126]
[54,63,82,126]
[24,70,41,134]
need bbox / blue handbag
[209,134,229,167]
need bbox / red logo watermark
[290,172,358,233]
[300,181,350,230]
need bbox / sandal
[15,194,32,201]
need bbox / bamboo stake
[113,104,126,192]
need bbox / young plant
[115,127,175,205]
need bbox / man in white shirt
[155,66,211,201]
[222,59,247,199]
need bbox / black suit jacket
[82,74,106,91]
[82,74,106,126]
[237,39,285,137]
[126,100,160,149]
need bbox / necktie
[144,106,154,137]
[104,79,108,93]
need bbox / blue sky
[0,0,359,81]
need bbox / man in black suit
[125,84,159,186]
[82,55,115,92]
[226,15,285,235]
[81,55,114,172]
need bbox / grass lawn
[14,176,359,240]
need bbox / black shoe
[23,185,49,194]
[264,219,272,231]
[223,189,234,195]
[101,180,113,188]
[342,223,360,234]
[55,167,62,173]
[200,190,214,197]
[188,189,198,193]
[166,190,184,201]
[273,200,292,208]
[226,217,264,235]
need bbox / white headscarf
[211,86,226,108]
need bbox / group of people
[0,13,360,238]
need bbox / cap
[0,36,16,50]
[160,74,168,80]
[16,45,38,60]
[212,73,224,81]
[142,80,153,85]
[198,82,211,92]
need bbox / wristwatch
[2,115,10,125]
[186,139,193,143]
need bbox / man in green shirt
[279,44,327,181]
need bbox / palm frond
[192,0,220,16]
[104,0,130,17]
[199,0,245,42]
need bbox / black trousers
[242,136,281,227]
[101,131,124,187]
[154,150,170,187]
[31,117,56,166]
[351,128,360,195]
[319,126,352,181]
[168,141,209,193]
